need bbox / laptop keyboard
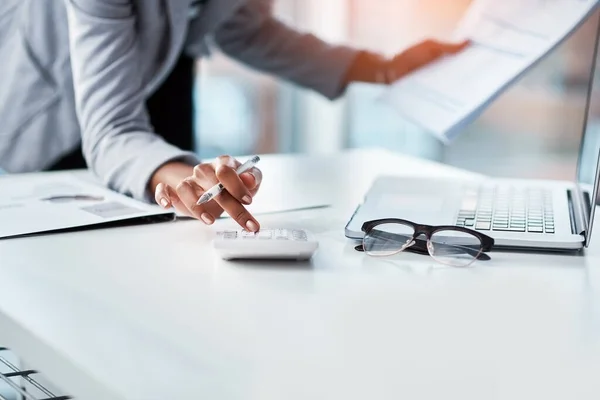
[456,186,555,234]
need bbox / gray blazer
[0,0,357,201]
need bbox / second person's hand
[344,38,470,85]
[385,38,470,82]
[154,155,263,232]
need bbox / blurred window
[194,0,597,181]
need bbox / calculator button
[241,230,256,239]
[222,231,238,240]
[257,230,273,239]
[292,230,307,241]
[275,229,289,240]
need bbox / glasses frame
[359,218,495,266]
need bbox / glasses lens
[429,229,483,267]
[363,223,415,256]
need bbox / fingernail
[160,198,169,208]
[201,213,214,225]
[246,220,259,232]
[242,195,252,205]
[241,171,256,186]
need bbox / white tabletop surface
[1,149,600,400]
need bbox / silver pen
[196,156,260,205]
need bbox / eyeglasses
[356,219,495,267]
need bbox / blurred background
[196,0,598,181]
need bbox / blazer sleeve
[64,0,199,201]
[212,0,359,100]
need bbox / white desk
[1,149,600,400]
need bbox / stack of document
[383,0,599,142]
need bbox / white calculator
[213,229,319,261]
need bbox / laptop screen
[576,10,600,244]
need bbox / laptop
[345,14,600,251]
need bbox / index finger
[213,190,260,232]
[215,163,253,205]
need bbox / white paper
[383,0,599,142]
[0,174,172,239]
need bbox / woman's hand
[385,39,470,82]
[153,156,263,232]
[344,39,470,85]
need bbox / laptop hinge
[568,187,589,237]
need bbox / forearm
[82,132,198,201]
[214,4,358,100]
[66,0,199,201]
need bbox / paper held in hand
[382,0,599,143]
